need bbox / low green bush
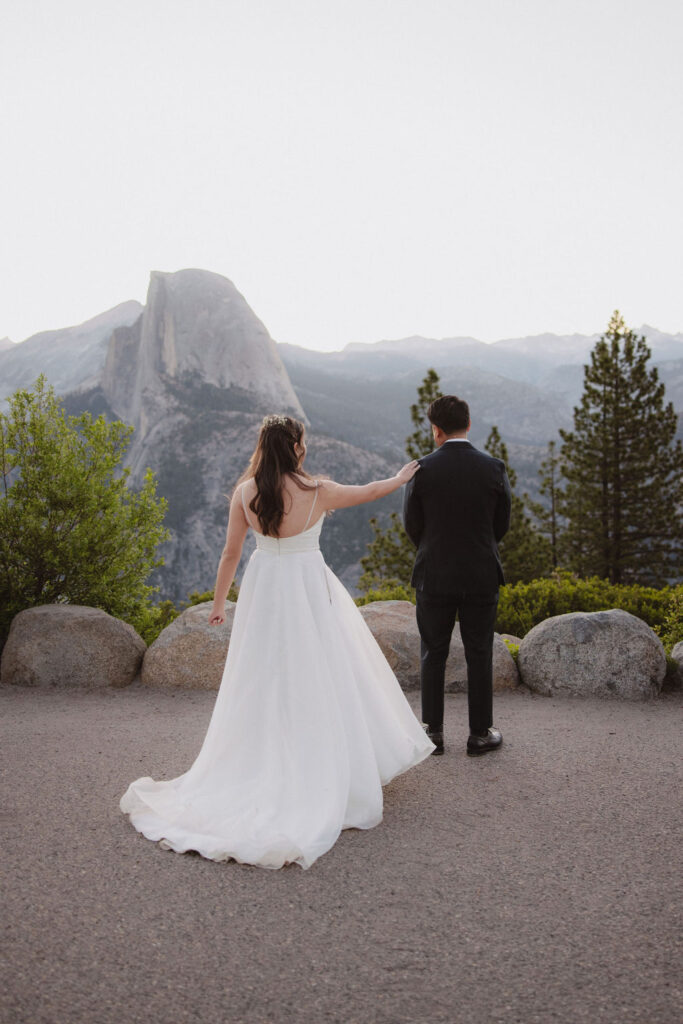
[501,638,520,663]
[653,587,683,654]
[138,584,239,646]
[352,571,679,643]
[355,584,416,607]
[495,571,677,638]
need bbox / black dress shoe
[425,728,444,755]
[466,727,503,757]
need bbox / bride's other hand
[209,607,226,626]
[396,460,421,484]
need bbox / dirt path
[1,684,681,1024]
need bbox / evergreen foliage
[139,584,240,645]
[405,368,442,458]
[358,513,415,592]
[654,586,683,654]
[558,312,683,585]
[484,425,551,583]
[355,583,416,606]
[495,571,675,638]
[352,570,677,645]
[531,440,561,569]
[359,369,442,592]
[0,376,169,643]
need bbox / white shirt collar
[443,437,470,443]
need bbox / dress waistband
[255,534,321,555]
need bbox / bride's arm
[317,460,420,511]
[209,490,249,625]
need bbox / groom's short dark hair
[428,395,470,434]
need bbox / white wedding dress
[120,484,434,869]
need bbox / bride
[120,414,435,869]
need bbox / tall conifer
[485,426,551,582]
[559,312,683,585]
[360,369,442,591]
[405,368,442,458]
[530,440,561,569]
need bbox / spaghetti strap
[240,484,254,529]
[301,481,319,532]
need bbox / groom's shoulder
[473,447,505,471]
[417,448,442,469]
[475,450,508,480]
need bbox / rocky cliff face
[102,269,304,433]
[94,270,315,599]
[0,300,143,404]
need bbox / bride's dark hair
[238,415,316,536]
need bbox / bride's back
[241,474,320,538]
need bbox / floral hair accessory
[262,414,289,428]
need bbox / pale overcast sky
[1,0,682,350]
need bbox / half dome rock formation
[103,269,305,434]
[95,269,309,599]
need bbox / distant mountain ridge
[2,273,681,597]
[0,270,392,598]
[282,326,683,399]
[0,300,143,403]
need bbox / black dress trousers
[416,589,499,736]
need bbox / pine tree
[485,426,551,583]
[558,311,683,585]
[359,369,442,592]
[358,512,416,592]
[530,440,561,569]
[405,368,442,458]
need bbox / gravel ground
[1,683,681,1024]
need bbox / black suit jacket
[403,441,512,595]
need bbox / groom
[403,395,511,756]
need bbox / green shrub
[654,586,683,654]
[355,584,416,607]
[354,572,677,644]
[496,571,675,638]
[502,638,520,663]
[140,584,240,645]
[133,600,179,646]
[0,377,169,647]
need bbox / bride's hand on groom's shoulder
[396,460,421,484]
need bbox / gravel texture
[1,683,681,1024]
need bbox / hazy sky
[2,0,682,351]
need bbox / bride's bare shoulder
[233,477,256,504]
[290,472,329,487]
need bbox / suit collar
[439,439,474,450]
